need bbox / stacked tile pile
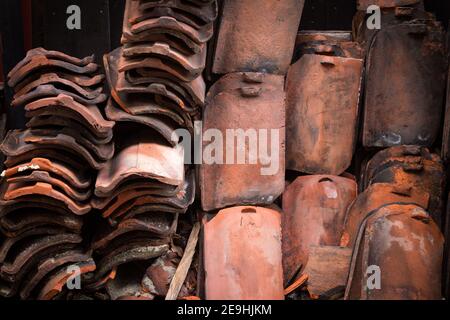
[86,0,218,299]
[86,129,195,300]
[105,0,218,136]
[0,48,114,299]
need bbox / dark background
[0,0,449,129]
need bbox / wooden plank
[166,223,200,300]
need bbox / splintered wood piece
[166,222,200,300]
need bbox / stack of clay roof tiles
[82,0,217,300]
[0,48,112,299]
[105,0,218,138]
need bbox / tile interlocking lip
[137,0,218,25]
[0,233,82,279]
[3,182,92,215]
[3,149,87,177]
[107,174,195,221]
[94,240,170,281]
[25,108,113,141]
[118,53,200,82]
[122,20,205,55]
[2,157,92,190]
[212,0,304,75]
[105,98,180,146]
[26,128,115,161]
[110,94,188,126]
[116,71,188,110]
[0,191,82,216]
[14,73,103,101]
[12,84,108,107]
[129,5,214,32]
[341,183,431,248]
[1,129,109,170]
[24,94,114,136]
[129,16,213,45]
[104,48,204,114]
[122,30,202,55]
[26,116,114,145]
[8,55,99,88]
[95,131,184,196]
[14,72,105,93]
[345,204,443,300]
[203,206,284,300]
[0,193,86,218]
[94,230,171,256]
[122,41,207,77]
[20,250,90,300]
[361,19,446,148]
[0,227,69,264]
[101,171,194,218]
[200,72,285,211]
[111,203,185,225]
[0,208,83,237]
[128,0,216,42]
[126,69,205,108]
[281,175,357,286]
[106,194,188,219]
[7,171,92,202]
[7,48,95,80]
[92,181,179,209]
[92,213,179,252]
[285,54,363,175]
[37,259,96,300]
[93,177,178,200]
[363,146,445,227]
